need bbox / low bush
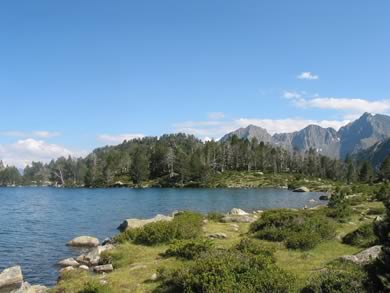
[286,231,321,250]
[155,250,296,292]
[302,261,369,293]
[114,211,204,246]
[327,188,352,222]
[343,222,378,248]
[234,238,276,258]
[367,206,385,215]
[207,211,225,222]
[163,239,213,260]
[250,209,336,250]
[113,227,142,244]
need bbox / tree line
[1,133,390,187]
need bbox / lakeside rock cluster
[58,236,114,277]
[0,266,47,293]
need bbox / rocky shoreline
[0,193,327,293]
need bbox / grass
[53,213,377,292]
[52,176,385,292]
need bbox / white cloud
[97,133,145,144]
[297,72,319,80]
[296,97,390,114]
[207,112,225,120]
[0,138,86,168]
[283,91,302,99]
[0,130,61,138]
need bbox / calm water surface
[0,187,325,286]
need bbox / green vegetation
[156,250,296,293]
[302,261,370,293]
[327,187,353,222]
[1,133,385,187]
[343,222,378,248]
[114,211,203,246]
[163,239,214,260]
[250,209,336,250]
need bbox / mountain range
[221,113,390,161]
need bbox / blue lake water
[0,187,325,286]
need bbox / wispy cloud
[286,93,390,119]
[0,138,86,168]
[97,133,145,145]
[297,72,319,80]
[0,130,61,138]
[283,90,302,99]
[208,112,225,120]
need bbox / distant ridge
[221,113,390,159]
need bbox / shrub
[235,238,276,258]
[155,250,296,292]
[207,211,224,222]
[286,231,321,250]
[134,221,176,245]
[163,239,213,260]
[114,211,204,246]
[302,266,368,293]
[367,206,385,215]
[343,222,378,248]
[327,188,352,222]
[113,228,141,244]
[172,211,204,240]
[250,209,336,250]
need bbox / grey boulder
[67,236,99,247]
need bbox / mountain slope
[354,138,390,169]
[220,125,273,143]
[338,113,390,158]
[220,113,390,159]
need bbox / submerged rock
[340,245,382,265]
[118,214,173,232]
[67,236,99,247]
[319,194,330,200]
[293,186,310,192]
[0,266,23,293]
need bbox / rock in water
[67,236,99,247]
[93,264,113,274]
[58,258,80,267]
[0,266,23,293]
[118,214,173,231]
[293,186,310,192]
[229,208,248,215]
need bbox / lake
[0,187,325,286]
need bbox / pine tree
[130,147,150,184]
[359,161,374,183]
[380,155,390,181]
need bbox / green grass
[52,179,385,292]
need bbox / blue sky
[0,0,389,167]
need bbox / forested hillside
[1,133,388,187]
